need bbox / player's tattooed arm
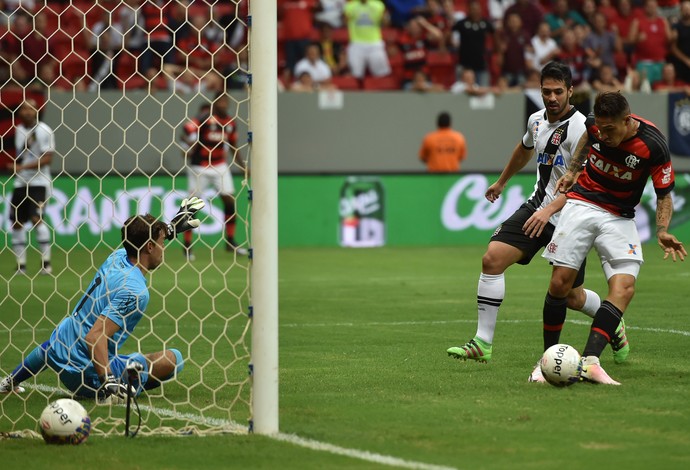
[655,193,673,236]
[656,193,687,261]
[567,131,590,174]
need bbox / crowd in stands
[1,0,689,94]
[277,0,690,93]
[0,0,245,92]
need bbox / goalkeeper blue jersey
[48,248,149,373]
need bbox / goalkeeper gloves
[166,196,205,240]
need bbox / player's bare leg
[143,349,184,390]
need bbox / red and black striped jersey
[183,112,237,166]
[568,114,675,218]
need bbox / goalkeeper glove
[166,196,205,240]
[98,374,134,404]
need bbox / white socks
[580,288,601,318]
[476,273,505,344]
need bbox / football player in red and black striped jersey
[180,92,248,259]
[542,91,686,385]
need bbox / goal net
[0,0,258,436]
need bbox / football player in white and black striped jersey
[9,98,55,276]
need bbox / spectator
[503,0,544,38]
[139,0,175,87]
[318,23,349,76]
[580,0,599,27]
[418,111,467,172]
[557,28,589,89]
[452,1,495,87]
[343,0,391,79]
[279,0,317,73]
[670,0,690,84]
[427,0,459,48]
[86,7,125,90]
[119,0,147,74]
[629,0,672,85]
[163,12,224,94]
[597,0,620,24]
[496,12,530,87]
[315,0,346,28]
[290,70,318,91]
[528,21,561,71]
[0,10,56,88]
[652,61,690,90]
[406,69,445,91]
[450,68,498,95]
[294,42,333,85]
[582,11,620,81]
[610,0,639,70]
[545,0,588,43]
[398,15,444,85]
[591,63,624,91]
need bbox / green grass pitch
[1,245,689,469]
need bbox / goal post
[248,0,280,435]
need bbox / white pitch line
[282,318,690,336]
[22,384,457,469]
[274,433,457,470]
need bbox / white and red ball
[39,398,91,445]
[540,344,581,387]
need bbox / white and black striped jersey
[521,106,586,226]
[14,121,55,189]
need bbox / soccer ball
[39,398,91,445]
[540,344,581,387]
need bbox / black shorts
[10,186,47,224]
[491,203,586,288]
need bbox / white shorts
[187,162,234,196]
[347,41,391,79]
[543,200,643,279]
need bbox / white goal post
[249,0,279,435]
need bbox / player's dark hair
[121,214,167,257]
[437,112,451,128]
[541,61,572,89]
[593,91,630,119]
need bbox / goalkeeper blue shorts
[54,353,149,398]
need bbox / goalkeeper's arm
[166,196,206,240]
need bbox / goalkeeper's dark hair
[121,214,167,257]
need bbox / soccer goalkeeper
[0,197,205,403]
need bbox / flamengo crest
[625,154,640,169]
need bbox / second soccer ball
[540,344,581,387]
